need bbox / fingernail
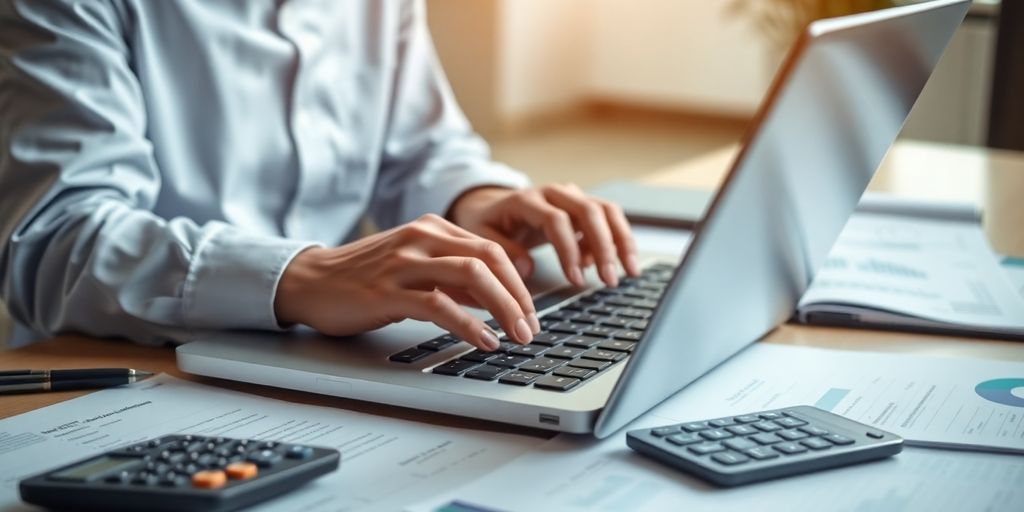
[514,317,534,344]
[480,329,501,351]
[602,263,619,287]
[626,254,640,276]
[571,267,585,287]
[514,257,532,278]
[528,312,541,334]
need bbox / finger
[418,233,538,334]
[394,290,500,351]
[479,226,534,279]
[397,256,534,344]
[600,200,640,276]
[511,192,585,287]
[543,185,621,287]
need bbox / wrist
[273,246,327,326]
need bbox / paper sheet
[799,213,1024,334]
[412,344,1024,512]
[0,374,544,512]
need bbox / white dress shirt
[0,0,528,346]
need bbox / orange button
[225,462,258,480]
[191,470,227,489]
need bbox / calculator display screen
[51,456,139,481]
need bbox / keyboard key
[699,429,733,441]
[488,355,531,368]
[530,332,569,346]
[651,427,680,437]
[518,357,565,374]
[627,320,649,331]
[824,434,855,446]
[759,412,784,420]
[509,344,548,357]
[418,335,459,351]
[801,437,833,450]
[533,375,581,391]
[744,447,780,460]
[751,433,784,445]
[545,346,587,359]
[461,350,499,363]
[599,317,633,329]
[562,300,589,312]
[542,310,578,322]
[431,360,479,376]
[681,422,709,432]
[667,433,702,446]
[723,437,759,452]
[799,426,829,436]
[389,348,433,363]
[463,365,509,381]
[567,359,611,371]
[552,366,597,380]
[563,335,605,349]
[498,371,541,386]
[613,330,644,342]
[572,313,605,324]
[587,305,618,316]
[775,417,807,428]
[581,326,618,338]
[711,451,750,466]
[773,442,808,455]
[734,415,760,424]
[709,418,736,428]
[689,443,726,455]
[629,299,659,309]
[597,339,636,352]
[614,307,652,319]
[581,349,626,362]
[753,421,782,432]
[724,425,758,436]
[778,429,809,441]
[549,322,587,334]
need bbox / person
[0,1,639,351]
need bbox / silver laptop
[177,0,969,439]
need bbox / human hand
[273,214,541,350]
[448,184,640,288]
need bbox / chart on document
[649,344,1024,454]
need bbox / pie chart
[975,378,1024,407]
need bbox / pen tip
[134,370,155,379]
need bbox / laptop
[177,0,969,439]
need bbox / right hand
[273,214,541,351]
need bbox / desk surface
[3,140,1024,433]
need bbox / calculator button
[285,445,314,460]
[131,473,158,486]
[824,434,855,445]
[709,418,735,428]
[688,443,726,455]
[758,412,783,420]
[734,415,760,423]
[866,431,884,439]
[723,438,758,452]
[777,429,809,441]
[191,470,227,489]
[105,471,131,484]
[651,427,680,437]
[775,417,807,428]
[800,437,833,450]
[773,442,808,455]
[753,421,781,432]
[711,451,750,466]
[699,429,733,441]
[225,462,258,480]
[724,425,758,436]
[666,433,702,446]
[160,473,189,487]
[247,449,283,468]
[744,447,780,460]
[799,426,829,436]
[681,422,710,432]
[751,433,784,445]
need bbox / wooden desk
[3,140,1024,430]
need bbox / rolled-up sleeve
[0,0,314,345]
[369,0,530,229]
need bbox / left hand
[448,184,640,288]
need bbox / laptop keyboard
[388,262,676,393]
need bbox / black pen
[0,368,154,394]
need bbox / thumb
[481,226,534,279]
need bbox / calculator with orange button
[18,434,340,512]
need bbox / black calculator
[627,405,902,487]
[19,434,340,512]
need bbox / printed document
[0,375,544,512]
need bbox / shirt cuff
[403,162,531,224]
[182,224,318,331]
